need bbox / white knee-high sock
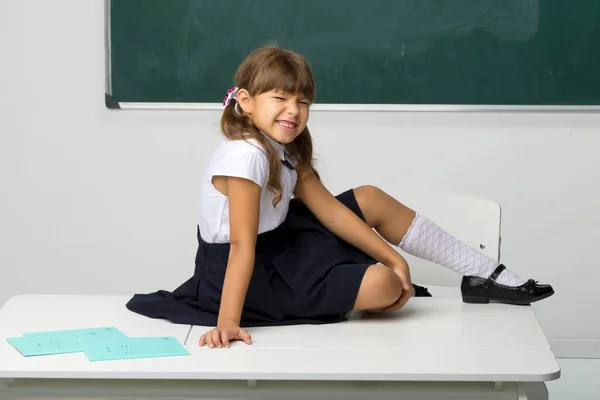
[399,213,525,287]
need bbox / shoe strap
[488,264,506,282]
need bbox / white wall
[1,0,599,357]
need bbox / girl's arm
[294,167,410,287]
[217,175,261,326]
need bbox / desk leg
[0,379,11,400]
[0,382,3,400]
[516,382,548,400]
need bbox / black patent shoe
[412,283,432,297]
[461,264,554,305]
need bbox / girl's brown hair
[220,46,317,207]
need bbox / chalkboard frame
[103,0,600,112]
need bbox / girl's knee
[353,185,385,227]
[353,185,382,205]
[353,264,403,311]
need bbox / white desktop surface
[0,294,559,383]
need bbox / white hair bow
[223,86,239,108]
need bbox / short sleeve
[210,142,269,188]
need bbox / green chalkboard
[106,0,600,108]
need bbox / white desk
[0,294,559,400]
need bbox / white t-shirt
[197,134,298,243]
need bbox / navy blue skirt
[126,189,377,327]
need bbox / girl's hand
[382,262,413,312]
[391,260,412,292]
[198,321,252,348]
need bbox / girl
[126,46,554,349]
